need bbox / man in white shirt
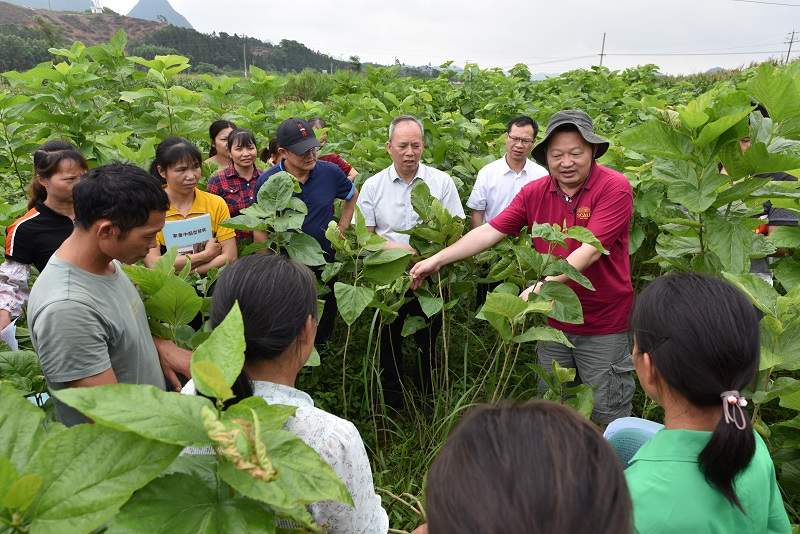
[467,115,546,228]
[358,115,465,408]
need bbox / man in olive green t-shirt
[28,163,188,426]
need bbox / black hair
[309,117,326,129]
[28,140,88,209]
[506,115,539,137]
[210,254,318,406]
[426,401,632,534]
[631,273,759,510]
[73,162,168,234]
[149,137,203,183]
[260,139,279,164]
[208,119,237,157]
[226,128,258,152]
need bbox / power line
[605,50,785,56]
[731,0,800,6]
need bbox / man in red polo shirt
[411,110,634,423]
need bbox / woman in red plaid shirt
[208,128,262,242]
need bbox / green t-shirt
[625,428,791,534]
[28,255,166,426]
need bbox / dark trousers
[316,286,336,345]
[379,299,442,408]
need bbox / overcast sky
[102,0,799,75]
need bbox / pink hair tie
[720,390,748,430]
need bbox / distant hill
[0,0,90,10]
[127,0,192,29]
[0,0,352,74]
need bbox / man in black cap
[254,117,358,343]
[411,109,635,424]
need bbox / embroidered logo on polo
[576,207,591,220]
[297,123,309,137]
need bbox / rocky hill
[127,0,192,29]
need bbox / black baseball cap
[276,118,321,155]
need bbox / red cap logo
[297,123,308,137]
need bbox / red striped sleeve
[4,207,40,257]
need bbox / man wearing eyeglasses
[254,117,358,344]
[467,116,547,228]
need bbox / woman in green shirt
[626,273,790,534]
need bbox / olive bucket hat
[531,109,610,167]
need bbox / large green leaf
[222,396,296,432]
[23,425,180,534]
[0,351,44,396]
[655,160,729,213]
[145,276,203,327]
[618,119,693,160]
[108,473,276,534]
[333,283,374,325]
[191,303,245,398]
[565,226,608,254]
[773,257,800,291]
[218,428,352,511]
[0,384,47,473]
[482,292,528,321]
[123,264,169,295]
[705,215,754,274]
[539,281,583,324]
[695,109,751,147]
[362,248,412,284]
[746,64,800,124]
[721,271,779,317]
[513,326,574,347]
[285,232,326,266]
[543,259,594,290]
[257,171,296,212]
[768,226,800,249]
[54,384,212,447]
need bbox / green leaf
[543,259,594,290]
[530,223,567,247]
[695,108,752,146]
[705,215,754,274]
[333,283,374,325]
[219,428,353,511]
[513,326,575,347]
[285,232,326,267]
[565,226,608,254]
[746,64,800,124]
[3,473,42,510]
[109,473,276,534]
[153,247,179,275]
[401,315,427,337]
[655,160,729,213]
[123,264,169,295]
[619,119,693,160]
[483,292,528,321]
[191,303,245,395]
[721,271,779,317]
[416,292,444,318]
[257,171,296,212]
[0,351,44,396]
[320,262,343,283]
[24,425,180,534]
[145,276,203,327]
[306,347,321,367]
[54,384,212,447]
[539,281,583,324]
[362,248,411,284]
[565,384,595,419]
[193,361,234,402]
[0,456,17,503]
[774,257,800,291]
[768,226,800,249]
[223,397,296,432]
[0,383,46,473]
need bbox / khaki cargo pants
[537,332,635,424]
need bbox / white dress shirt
[357,163,465,244]
[182,380,388,534]
[466,156,548,223]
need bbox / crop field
[1,31,800,533]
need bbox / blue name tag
[163,214,213,253]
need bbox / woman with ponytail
[0,141,87,331]
[182,254,388,533]
[626,273,790,533]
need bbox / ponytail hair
[208,119,236,158]
[259,138,279,165]
[208,253,318,407]
[28,140,88,209]
[631,273,759,510]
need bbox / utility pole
[787,30,797,64]
[599,32,607,66]
[243,39,248,78]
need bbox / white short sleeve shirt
[466,156,548,223]
[357,163,466,245]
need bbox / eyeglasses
[508,134,534,146]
